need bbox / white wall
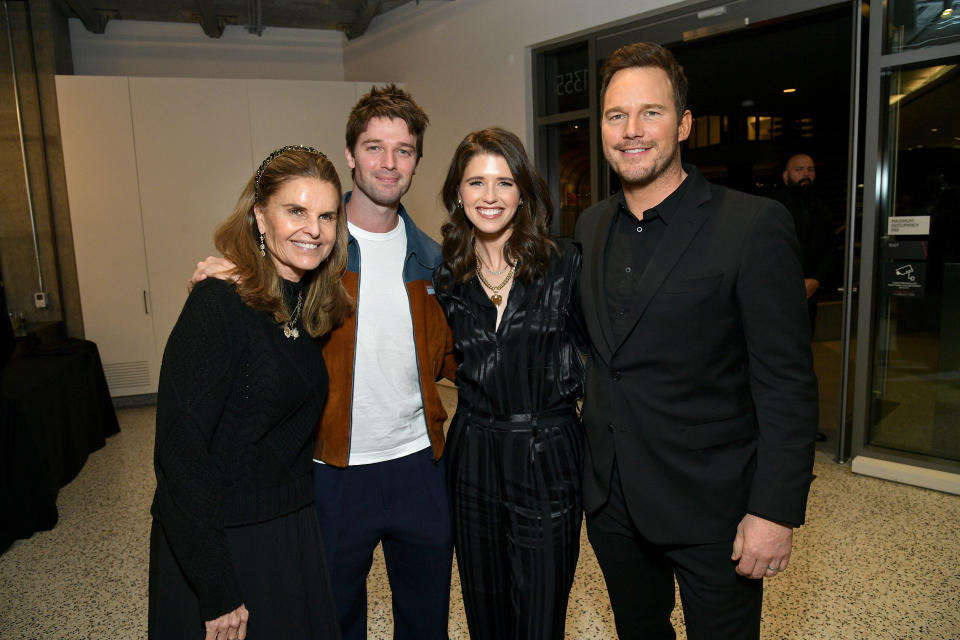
[69,19,346,80]
[67,1,682,239]
[342,0,677,240]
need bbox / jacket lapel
[583,199,618,360]
[611,172,713,355]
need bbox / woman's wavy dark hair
[439,127,556,286]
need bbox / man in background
[772,152,840,334]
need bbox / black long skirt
[148,504,341,639]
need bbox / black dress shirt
[604,175,691,344]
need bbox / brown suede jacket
[314,203,456,467]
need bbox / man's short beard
[611,144,680,189]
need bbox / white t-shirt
[344,217,430,465]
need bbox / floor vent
[104,361,151,391]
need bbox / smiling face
[254,176,340,281]
[601,66,691,189]
[458,153,521,243]
[345,116,419,208]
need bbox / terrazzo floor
[1,391,959,639]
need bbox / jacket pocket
[661,273,722,294]
[683,415,756,449]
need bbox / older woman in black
[432,128,584,640]
[149,146,351,640]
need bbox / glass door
[851,0,960,483]
[534,41,595,238]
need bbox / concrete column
[0,0,82,337]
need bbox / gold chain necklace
[475,257,516,306]
[283,292,303,339]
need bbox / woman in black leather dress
[432,128,584,640]
[149,146,351,640]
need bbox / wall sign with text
[887,216,931,236]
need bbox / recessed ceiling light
[783,88,797,93]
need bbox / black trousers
[586,463,762,640]
[446,406,583,640]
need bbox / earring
[456,196,463,208]
[519,197,524,207]
[259,232,266,257]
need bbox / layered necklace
[474,246,516,307]
[283,292,303,339]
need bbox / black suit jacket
[575,166,817,545]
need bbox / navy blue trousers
[312,446,453,640]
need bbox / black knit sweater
[151,278,327,621]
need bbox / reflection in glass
[542,120,590,237]
[886,0,960,53]
[687,115,726,149]
[869,63,960,461]
[540,44,590,117]
[745,116,783,142]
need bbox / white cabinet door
[58,77,373,396]
[129,77,254,360]
[247,79,360,192]
[56,75,159,395]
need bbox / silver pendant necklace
[283,291,303,340]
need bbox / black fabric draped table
[0,338,120,553]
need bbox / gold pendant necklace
[475,257,516,306]
[283,291,303,339]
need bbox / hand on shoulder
[188,256,239,293]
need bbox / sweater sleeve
[152,279,245,621]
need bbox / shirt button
[612,371,621,382]
[607,422,615,432]
[624,266,632,273]
[636,226,643,233]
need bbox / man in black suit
[575,42,818,640]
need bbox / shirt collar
[615,171,693,225]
